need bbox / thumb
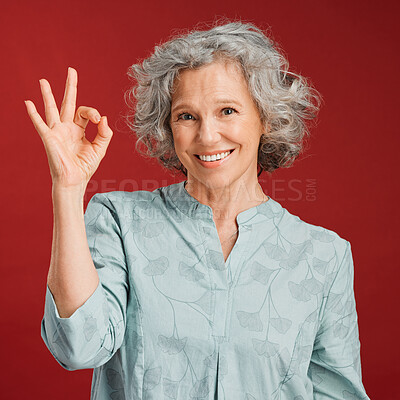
[92,116,113,156]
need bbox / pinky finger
[24,100,50,138]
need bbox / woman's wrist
[51,183,87,215]
[52,181,87,198]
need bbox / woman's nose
[196,116,221,145]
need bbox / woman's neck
[184,178,269,225]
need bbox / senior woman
[26,22,370,399]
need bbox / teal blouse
[41,180,370,399]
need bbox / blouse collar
[165,180,283,226]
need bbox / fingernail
[95,115,101,123]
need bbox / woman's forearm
[47,184,99,318]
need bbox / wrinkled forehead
[171,59,247,100]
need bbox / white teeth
[198,150,231,162]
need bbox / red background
[1,0,399,398]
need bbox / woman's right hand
[25,67,113,190]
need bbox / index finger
[60,67,78,122]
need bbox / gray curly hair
[125,20,321,176]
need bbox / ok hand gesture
[25,67,113,190]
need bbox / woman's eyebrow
[171,102,194,114]
[214,98,243,107]
[171,98,243,113]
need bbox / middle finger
[60,67,78,122]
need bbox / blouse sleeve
[40,193,129,371]
[308,240,370,399]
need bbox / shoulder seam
[326,240,351,299]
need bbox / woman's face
[170,60,265,191]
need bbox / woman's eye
[222,108,236,116]
[178,113,194,121]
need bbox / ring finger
[39,79,61,128]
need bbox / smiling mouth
[194,149,235,161]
